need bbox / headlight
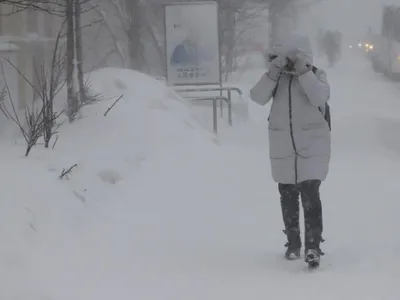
[358,43,362,47]
[369,45,374,50]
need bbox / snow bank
[0,67,220,298]
[52,67,217,193]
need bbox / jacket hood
[271,34,313,65]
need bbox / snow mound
[0,67,220,298]
[48,68,219,199]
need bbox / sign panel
[165,2,220,86]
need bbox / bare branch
[73,190,86,202]
[91,4,126,65]
[104,95,123,116]
[0,0,96,17]
[0,23,65,155]
[52,134,59,149]
[59,163,78,180]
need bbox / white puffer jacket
[250,34,331,184]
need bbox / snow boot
[304,237,325,268]
[284,230,301,260]
[305,248,320,268]
[299,180,325,267]
[279,183,301,259]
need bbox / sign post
[164,1,221,86]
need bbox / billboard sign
[164,2,220,86]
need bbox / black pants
[278,180,323,251]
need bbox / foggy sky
[304,0,398,39]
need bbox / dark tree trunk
[74,0,85,102]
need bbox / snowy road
[16,54,400,299]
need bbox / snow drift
[0,67,221,299]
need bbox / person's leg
[299,180,324,266]
[278,183,301,259]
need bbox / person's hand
[267,55,286,81]
[286,49,311,76]
[293,56,311,76]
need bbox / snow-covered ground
[1,50,400,299]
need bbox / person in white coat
[250,34,331,268]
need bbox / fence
[175,86,243,133]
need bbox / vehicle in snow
[372,6,400,78]
[361,32,381,71]
[360,27,376,54]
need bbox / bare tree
[74,0,86,103]
[61,0,105,120]
[0,0,103,126]
[0,64,63,156]
[250,0,326,46]
[0,0,94,16]
[65,0,78,121]
[106,0,145,70]
[218,0,268,80]
[96,0,164,72]
[91,6,125,67]
[39,23,67,148]
[0,19,67,155]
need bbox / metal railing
[175,87,243,134]
[191,96,231,133]
[176,86,243,96]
